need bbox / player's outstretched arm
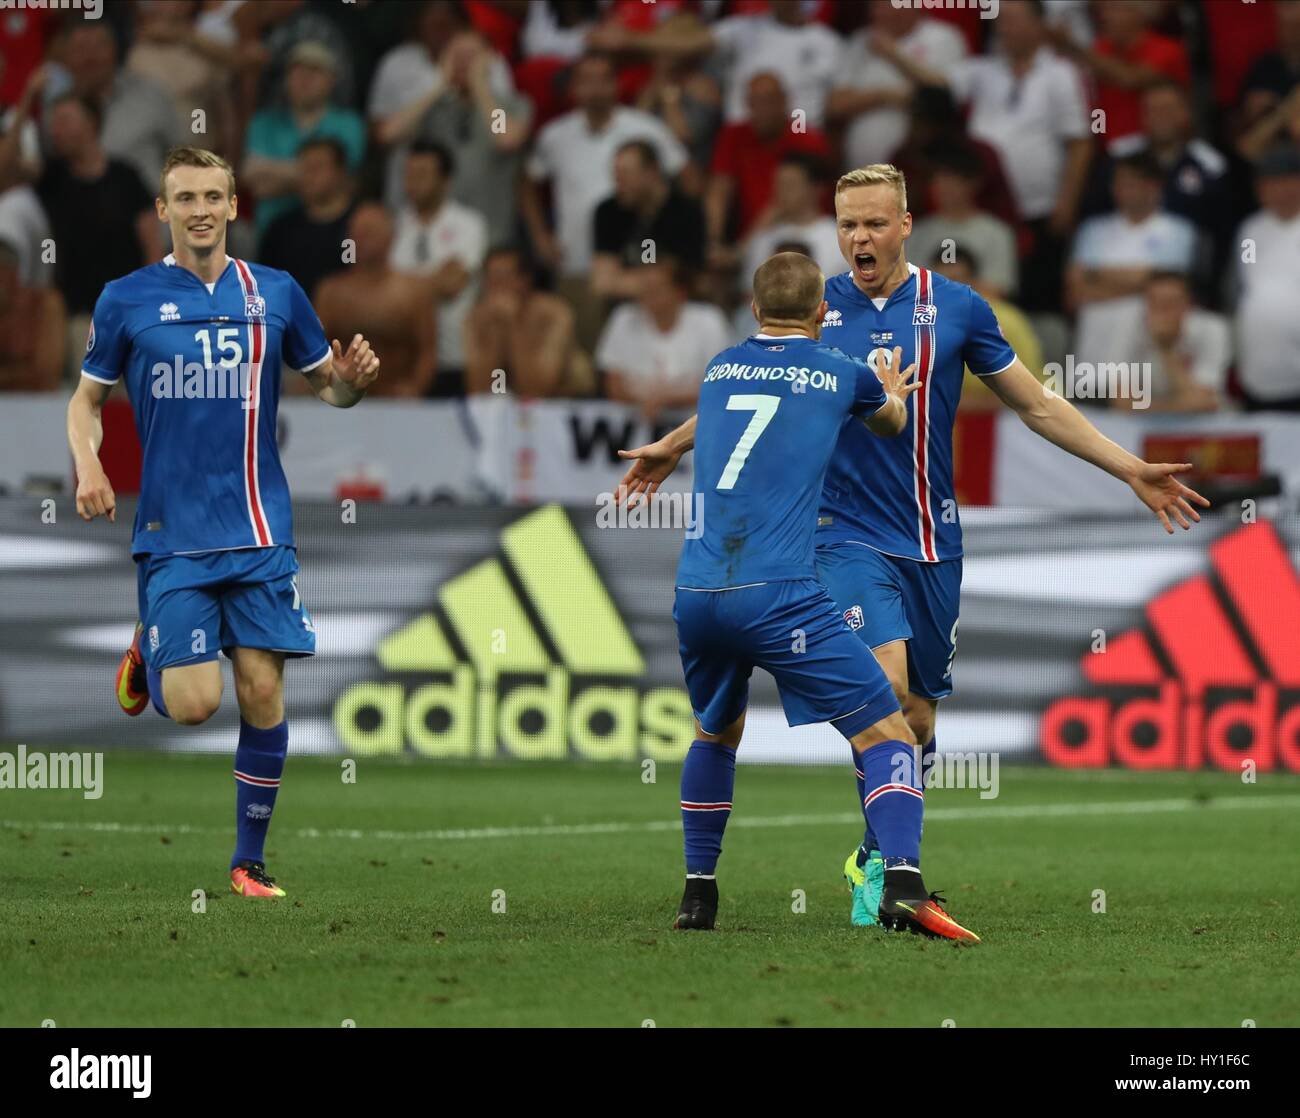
[67,376,117,522]
[864,345,920,437]
[306,334,380,408]
[986,359,1211,533]
[615,414,696,506]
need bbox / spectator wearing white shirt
[741,153,843,287]
[828,1,968,169]
[879,0,1092,311]
[1234,146,1300,411]
[1068,152,1196,300]
[1111,272,1229,413]
[388,141,488,392]
[1093,81,1236,302]
[597,259,730,420]
[907,148,1019,299]
[0,66,51,289]
[1067,151,1196,369]
[522,0,601,62]
[522,51,687,352]
[597,0,843,129]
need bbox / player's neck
[757,321,816,338]
[173,246,230,285]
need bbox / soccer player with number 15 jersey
[67,147,380,899]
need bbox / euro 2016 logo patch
[148,625,160,651]
[245,295,266,318]
[85,321,95,353]
[844,605,864,631]
[913,304,937,326]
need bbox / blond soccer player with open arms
[619,164,1209,929]
[67,147,380,898]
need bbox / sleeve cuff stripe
[974,356,1017,377]
[80,369,119,385]
[298,347,331,373]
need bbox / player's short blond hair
[159,147,236,202]
[835,164,908,215]
[752,251,824,323]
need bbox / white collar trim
[163,252,232,272]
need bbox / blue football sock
[850,747,878,868]
[680,739,736,876]
[859,739,924,868]
[231,719,288,869]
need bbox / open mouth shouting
[854,251,878,282]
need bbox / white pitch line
[2,793,1298,844]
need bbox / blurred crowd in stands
[1,0,1299,413]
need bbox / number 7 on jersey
[716,394,781,490]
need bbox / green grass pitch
[2,752,1298,1028]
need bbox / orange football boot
[115,622,149,716]
[231,861,286,898]
[880,882,981,943]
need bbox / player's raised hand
[615,435,684,506]
[878,345,921,401]
[331,334,380,391]
[75,465,117,523]
[1128,461,1211,533]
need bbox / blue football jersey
[676,334,888,589]
[817,265,1015,562]
[82,254,330,557]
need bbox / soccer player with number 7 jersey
[619,164,1209,932]
[66,147,380,899]
[630,250,981,941]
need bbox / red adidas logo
[1042,521,1300,773]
